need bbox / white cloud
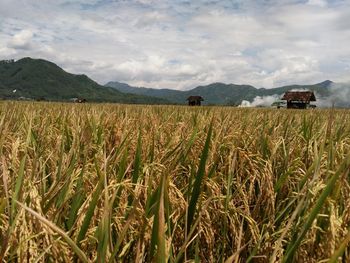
[307,0,328,7]
[0,0,350,89]
[7,30,34,50]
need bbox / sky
[1,0,350,90]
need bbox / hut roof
[187,96,204,101]
[281,91,316,102]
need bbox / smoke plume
[315,83,350,108]
[239,95,280,107]
[239,82,350,108]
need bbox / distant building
[281,91,316,109]
[187,96,203,106]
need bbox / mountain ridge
[0,57,339,106]
[106,80,333,105]
[0,58,169,104]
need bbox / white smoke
[239,94,280,107]
[289,88,310,92]
[315,83,350,108]
[239,83,350,108]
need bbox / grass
[0,101,350,262]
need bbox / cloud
[0,0,350,89]
[7,30,34,50]
[307,0,328,7]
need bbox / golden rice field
[0,101,350,263]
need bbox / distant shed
[281,91,316,109]
[187,96,203,106]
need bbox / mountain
[105,81,186,102]
[106,80,334,105]
[0,58,169,104]
[0,57,338,106]
[255,80,333,98]
[105,81,261,105]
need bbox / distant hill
[0,57,341,106]
[106,81,186,102]
[106,80,334,105]
[0,58,169,104]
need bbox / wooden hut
[281,91,316,109]
[187,96,203,106]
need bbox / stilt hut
[281,91,316,109]
[187,96,204,106]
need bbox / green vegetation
[106,80,333,105]
[0,57,336,106]
[0,58,169,104]
[0,101,350,262]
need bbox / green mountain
[0,58,169,104]
[105,80,334,105]
[105,81,261,105]
[105,81,187,103]
[0,57,339,106]
[258,80,332,96]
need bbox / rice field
[0,101,350,262]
